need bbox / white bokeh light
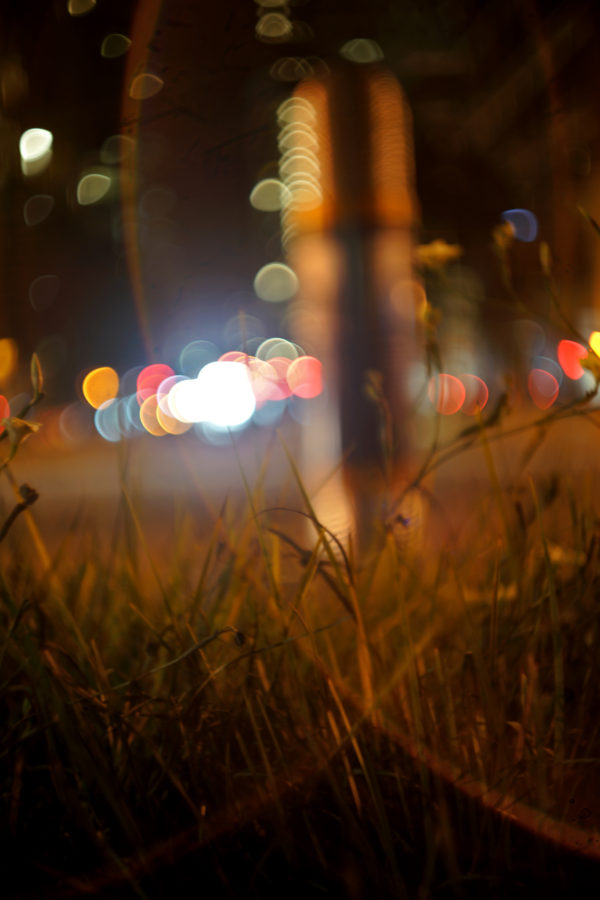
[196,362,256,428]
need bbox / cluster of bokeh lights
[82,342,323,443]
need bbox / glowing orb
[428,374,465,415]
[250,178,289,211]
[77,173,111,205]
[339,38,384,64]
[19,128,53,162]
[23,194,54,226]
[458,374,488,415]
[0,339,18,380]
[196,361,256,427]
[287,355,323,399]
[94,400,121,442]
[129,73,164,100]
[254,262,298,302]
[501,208,538,242]
[136,364,174,404]
[528,368,559,409]
[82,367,119,409]
[0,395,10,435]
[557,340,587,380]
[139,395,168,436]
[589,331,600,357]
[101,34,131,58]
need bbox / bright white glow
[19,128,53,162]
[167,378,202,422]
[196,362,256,428]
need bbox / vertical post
[284,62,421,550]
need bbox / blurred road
[3,403,598,566]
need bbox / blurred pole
[284,63,422,549]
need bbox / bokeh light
[459,374,489,415]
[0,395,10,435]
[256,337,299,360]
[82,367,119,409]
[129,73,164,100]
[94,400,121,442]
[196,362,256,427]
[168,378,202,423]
[100,134,135,164]
[0,339,18,380]
[179,340,218,377]
[531,355,563,387]
[23,194,54,226]
[286,355,323,398]
[256,13,293,42]
[59,402,93,446]
[29,274,60,311]
[339,38,384,63]
[68,0,96,15]
[428,374,466,415]
[528,368,559,409]
[136,363,174,404]
[501,208,538,242]
[139,395,168,437]
[254,262,298,302]
[101,34,131,58]
[77,172,112,205]
[250,178,289,211]
[156,374,186,415]
[156,402,192,435]
[19,128,53,175]
[270,57,314,82]
[588,331,600,357]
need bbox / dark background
[0,0,598,403]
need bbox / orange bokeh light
[82,367,119,409]
[460,373,489,415]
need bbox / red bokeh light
[287,355,323,399]
[136,364,175,404]
[557,339,587,380]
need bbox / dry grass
[1,400,600,899]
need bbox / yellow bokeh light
[101,34,132,58]
[589,331,600,357]
[68,0,96,15]
[277,97,316,126]
[339,39,384,64]
[82,367,119,409]
[129,73,164,100]
[77,172,112,205]
[0,338,18,380]
[256,13,293,42]
[139,395,168,436]
[156,403,192,435]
